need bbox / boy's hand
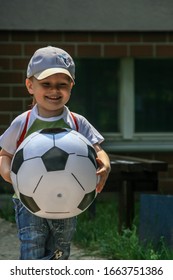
[0,149,13,184]
[96,158,110,193]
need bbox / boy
[0,46,111,259]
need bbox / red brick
[24,99,33,110]
[104,45,128,57]
[91,32,115,43]
[12,86,28,97]
[64,32,89,42]
[1,72,23,84]
[0,114,10,125]
[0,87,10,97]
[130,45,153,57]
[0,100,23,111]
[0,58,10,70]
[24,44,46,56]
[0,44,22,56]
[57,45,75,57]
[117,32,141,43]
[12,58,28,70]
[156,45,173,57]
[142,32,167,42]
[24,44,75,57]
[38,32,63,42]
[11,31,36,42]
[77,45,101,57]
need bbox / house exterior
[1,0,173,192]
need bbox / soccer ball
[10,128,98,219]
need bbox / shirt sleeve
[73,113,104,145]
[0,112,28,155]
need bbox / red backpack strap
[70,112,79,132]
[17,111,31,148]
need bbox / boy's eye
[60,83,68,87]
[40,82,69,89]
[42,83,50,87]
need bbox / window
[69,58,173,151]
[135,59,173,133]
[117,58,173,141]
[69,59,119,133]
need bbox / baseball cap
[27,46,75,82]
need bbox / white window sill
[102,133,173,152]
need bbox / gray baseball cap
[27,46,75,82]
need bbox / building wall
[1,30,173,192]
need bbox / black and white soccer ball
[10,128,98,219]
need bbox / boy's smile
[26,73,74,118]
[44,92,62,103]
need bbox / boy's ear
[25,78,34,95]
[70,81,74,90]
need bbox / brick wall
[1,30,173,192]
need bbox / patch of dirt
[0,218,105,260]
[0,218,19,259]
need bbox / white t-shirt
[0,105,104,155]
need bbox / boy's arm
[93,143,111,193]
[0,149,13,184]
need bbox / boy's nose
[51,87,60,93]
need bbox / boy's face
[26,73,74,117]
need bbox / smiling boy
[0,46,110,259]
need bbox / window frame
[103,58,173,152]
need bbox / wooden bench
[104,154,168,233]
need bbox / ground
[0,217,104,260]
[0,218,19,260]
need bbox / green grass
[0,194,15,223]
[73,195,173,260]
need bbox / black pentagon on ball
[87,145,98,168]
[40,127,68,134]
[41,146,69,171]
[77,189,96,211]
[20,193,40,213]
[11,149,24,174]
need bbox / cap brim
[34,68,74,83]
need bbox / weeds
[0,194,15,223]
[73,197,173,260]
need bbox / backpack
[17,110,79,148]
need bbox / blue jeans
[12,198,77,260]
